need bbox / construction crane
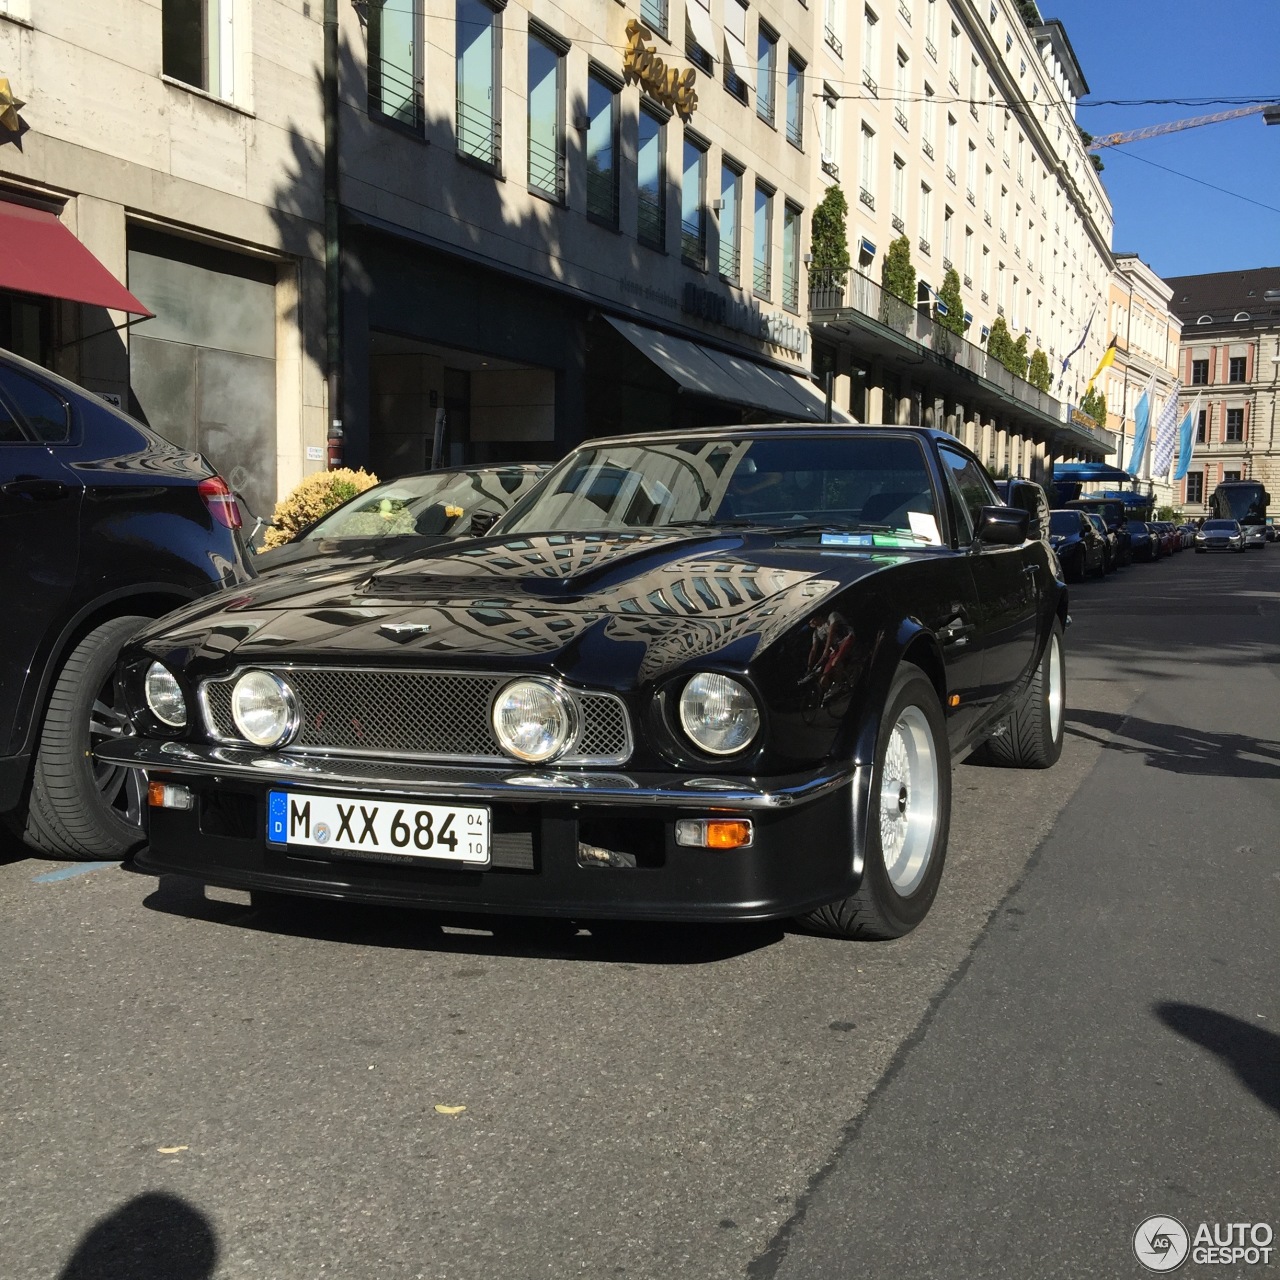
[1086,103,1280,151]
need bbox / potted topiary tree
[1028,347,1052,393]
[810,185,852,300]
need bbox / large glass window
[756,23,778,125]
[163,0,234,98]
[527,29,563,197]
[724,0,749,102]
[681,138,707,266]
[753,184,773,298]
[369,0,421,127]
[637,108,666,249]
[1185,472,1203,504]
[786,56,804,147]
[457,0,500,165]
[782,201,801,312]
[719,163,742,281]
[585,71,618,225]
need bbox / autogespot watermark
[1133,1216,1275,1272]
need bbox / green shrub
[1028,348,1052,393]
[882,235,916,306]
[261,467,380,550]
[810,185,852,288]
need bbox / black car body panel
[1066,497,1133,567]
[102,426,1066,925]
[0,350,253,814]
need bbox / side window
[937,446,996,541]
[0,395,27,444]
[0,366,71,443]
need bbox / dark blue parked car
[1049,509,1106,581]
[1126,519,1158,562]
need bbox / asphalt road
[2,544,1276,1280]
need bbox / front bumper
[98,740,863,922]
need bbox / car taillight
[198,475,243,529]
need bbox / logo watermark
[1134,1217,1274,1271]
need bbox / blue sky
[1046,0,1280,279]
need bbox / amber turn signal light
[674,818,754,849]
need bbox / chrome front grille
[199,668,632,765]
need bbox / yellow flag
[1083,337,1118,396]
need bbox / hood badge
[378,622,432,642]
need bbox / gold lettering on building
[623,20,698,121]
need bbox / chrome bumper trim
[96,740,853,811]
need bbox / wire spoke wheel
[878,705,941,897]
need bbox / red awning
[0,200,153,316]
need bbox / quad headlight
[144,661,187,729]
[231,670,299,748]
[678,672,760,756]
[492,678,578,763]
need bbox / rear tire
[798,665,951,941]
[14,615,150,860]
[984,620,1066,770]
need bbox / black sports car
[101,426,1068,940]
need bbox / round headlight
[231,670,299,748]
[678,672,760,755]
[491,678,578,763]
[144,661,187,729]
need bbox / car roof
[576,423,967,451]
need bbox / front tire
[798,665,951,941]
[14,615,150,860]
[984,619,1066,769]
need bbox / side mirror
[975,505,1028,545]
[469,509,500,537]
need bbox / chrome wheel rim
[89,675,142,830]
[878,705,940,896]
[1047,632,1064,743]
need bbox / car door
[937,444,1038,705]
[0,363,83,756]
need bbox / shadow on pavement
[1154,1002,1280,1119]
[56,1191,217,1280]
[138,870,784,965]
[1065,708,1280,779]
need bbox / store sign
[682,283,809,357]
[623,21,698,120]
[1069,405,1100,430]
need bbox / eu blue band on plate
[268,791,288,842]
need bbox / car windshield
[495,435,943,541]
[1049,511,1080,535]
[1202,520,1237,532]
[1125,520,1149,533]
[306,468,543,540]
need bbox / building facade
[1166,268,1280,514]
[2,0,1121,508]
[1100,253,1181,494]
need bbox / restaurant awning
[1053,462,1135,483]
[0,200,153,316]
[604,316,851,423]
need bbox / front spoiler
[96,739,853,811]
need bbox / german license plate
[267,791,490,865]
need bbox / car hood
[140,529,911,686]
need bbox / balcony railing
[895,108,909,130]
[808,268,1108,445]
[918,237,931,255]
[925,37,937,59]
[640,0,668,36]
[922,139,934,159]
[824,25,843,56]
[862,69,878,96]
[528,135,565,200]
[898,1,911,24]
[753,258,771,298]
[458,102,501,167]
[860,187,876,210]
[892,214,905,232]
[966,189,975,205]
[821,157,840,180]
[946,165,956,184]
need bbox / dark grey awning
[604,316,851,422]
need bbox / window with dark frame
[1225,408,1244,441]
[756,23,778,125]
[1228,355,1247,382]
[724,0,750,102]
[637,107,667,249]
[585,70,619,226]
[1196,410,1207,443]
[527,27,564,198]
[719,161,742,282]
[457,0,501,166]
[782,200,801,312]
[753,182,773,298]
[1190,358,1209,385]
[785,55,804,147]
[1223,470,1241,483]
[681,137,708,267]
[641,0,669,39]
[1185,472,1203,504]
[369,0,423,128]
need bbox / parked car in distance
[1177,523,1197,549]
[1194,519,1246,553]
[1083,512,1116,572]
[1065,497,1132,567]
[995,477,1051,542]
[0,348,254,859]
[1241,521,1268,549]
[1126,519,1158,562]
[102,425,1068,943]
[1048,509,1106,582]
[255,464,552,573]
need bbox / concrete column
[866,380,885,424]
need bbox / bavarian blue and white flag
[1126,373,1157,475]
[1150,380,1182,478]
[1057,306,1096,388]
[1173,393,1202,482]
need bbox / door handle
[0,478,72,501]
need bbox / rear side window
[0,394,25,443]
[0,365,72,443]
[938,446,998,540]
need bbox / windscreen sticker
[821,532,874,547]
[909,512,943,545]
